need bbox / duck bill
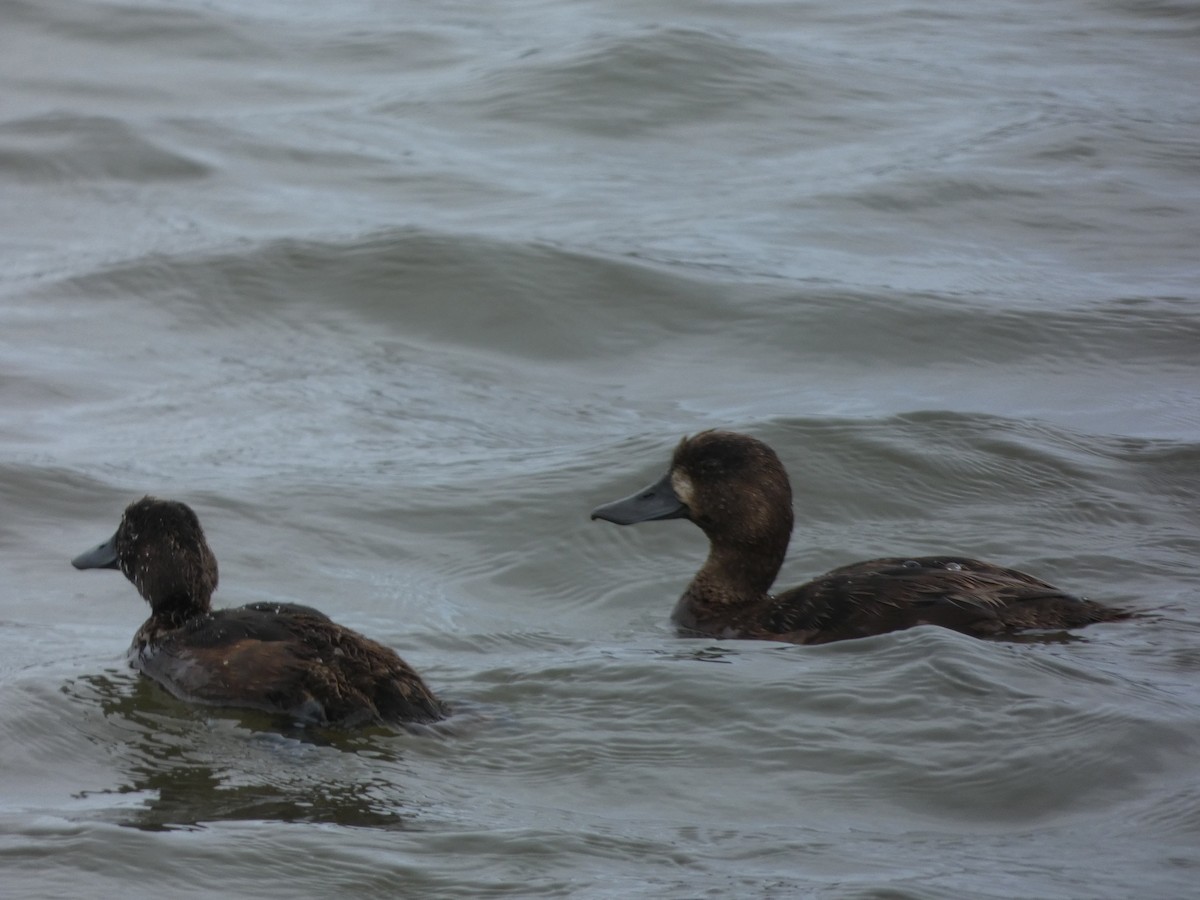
[71,533,120,570]
[591,472,689,525]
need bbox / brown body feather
[593,431,1132,644]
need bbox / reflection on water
[65,673,418,832]
[96,761,412,833]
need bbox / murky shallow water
[2,1,1199,897]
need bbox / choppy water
[3,0,1199,897]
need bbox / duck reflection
[66,671,424,832]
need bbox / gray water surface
[2,1,1199,897]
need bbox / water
[3,0,1199,896]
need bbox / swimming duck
[71,496,446,727]
[591,430,1131,644]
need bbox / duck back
[134,603,446,727]
[749,556,1129,644]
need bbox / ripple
[457,27,882,137]
[0,114,210,183]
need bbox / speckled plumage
[592,431,1132,644]
[73,497,445,727]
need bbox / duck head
[591,430,794,548]
[73,496,219,616]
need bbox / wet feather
[72,496,445,727]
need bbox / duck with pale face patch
[591,430,1133,644]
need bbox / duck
[590,430,1132,644]
[71,496,446,727]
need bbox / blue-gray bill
[590,472,688,525]
[71,533,120,570]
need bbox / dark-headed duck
[72,496,446,727]
[591,430,1132,644]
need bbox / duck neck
[676,530,789,619]
[146,590,211,629]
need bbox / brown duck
[591,430,1131,644]
[72,496,446,727]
